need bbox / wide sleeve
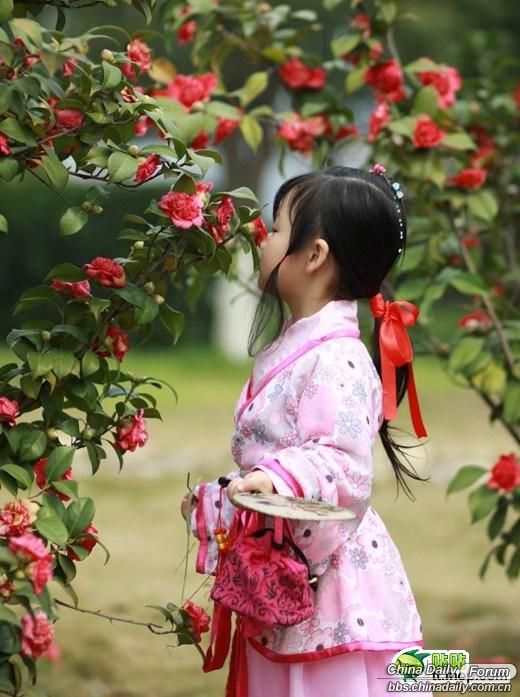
[252,345,380,576]
[189,471,243,575]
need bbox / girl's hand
[226,470,274,504]
[180,492,198,521]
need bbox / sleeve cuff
[253,459,304,498]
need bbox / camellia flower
[364,59,405,103]
[97,325,130,362]
[51,279,91,299]
[9,532,50,562]
[134,115,155,137]
[28,554,54,596]
[0,396,20,427]
[135,154,162,183]
[121,37,152,80]
[351,13,371,38]
[67,523,99,562]
[0,133,11,156]
[487,453,520,492]
[33,457,74,502]
[461,234,480,249]
[367,99,390,143]
[412,115,445,149]
[190,129,210,150]
[457,309,493,332]
[278,57,326,91]
[0,499,39,538]
[177,5,197,44]
[418,65,462,109]
[249,217,269,247]
[21,611,55,659]
[183,600,211,643]
[277,113,330,155]
[153,73,218,112]
[62,57,77,77]
[214,117,241,145]
[116,410,148,452]
[159,191,204,228]
[55,109,84,130]
[334,124,359,142]
[449,168,487,190]
[83,257,127,288]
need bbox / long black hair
[247,165,429,501]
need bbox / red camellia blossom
[367,99,390,143]
[278,57,326,91]
[135,154,161,183]
[513,84,520,110]
[121,38,152,80]
[153,73,218,112]
[83,257,127,288]
[487,453,520,492]
[335,124,359,141]
[351,13,371,38]
[134,115,155,137]
[412,115,445,149]
[34,457,74,502]
[461,234,481,249]
[250,217,269,246]
[457,309,493,332]
[183,600,211,643]
[159,191,204,228]
[0,397,20,427]
[97,325,130,362]
[342,40,383,66]
[214,117,241,145]
[0,499,38,537]
[277,113,329,154]
[364,59,405,103]
[62,57,77,77]
[449,168,487,190]
[178,6,197,44]
[55,109,84,130]
[21,611,55,659]
[67,523,99,562]
[418,65,462,109]
[0,133,11,156]
[28,555,54,596]
[116,411,148,452]
[216,196,235,230]
[51,279,91,298]
[190,129,210,150]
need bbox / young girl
[181,165,432,697]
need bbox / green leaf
[0,213,7,233]
[238,71,269,107]
[380,1,397,23]
[14,285,55,315]
[446,465,487,495]
[0,603,20,627]
[59,207,89,236]
[5,425,46,461]
[0,157,19,182]
[404,57,438,73]
[345,66,365,93]
[45,446,74,482]
[487,498,508,540]
[35,505,69,546]
[0,464,32,490]
[468,484,499,523]
[159,304,185,344]
[48,348,76,379]
[412,86,438,117]
[46,263,86,282]
[40,150,69,191]
[467,190,498,223]
[503,380,520,424]
[27,351,55,378]
[388,116,416,137]
[0,116,36,145]
[472,360,507,396]
[67,497,95,538]
[222,186,259,203]
[52,479,79,501]
[442,133,475,150]
[506,547,520,580]
[331,33,360,58]
[81,352,100,378]
[102,60,122,89]
[448,337,484,372]
[0,0,13,22]
[107,151,138,183]
[239,115,263,153]
[449,272,488,296]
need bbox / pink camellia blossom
[33,457,74,502]
[116,410,148,452]
[487,453,520,492]
[135,154,161,183]
[0,499,39,537]
[278,57,326,91]
[41,640,62,663]
[364,59,405,103]
[367,99,390,143]
[28,554,54,595]
[214,117,241,145]
[83,257,126,288]
[418,65,462,109]
[159,191,204,228]
[121,38,152,80]
[134,115,155,137]
[412,115,445,149]
[0,133,11,156]
[51,279,91,299]
[277,113,330,155]
[66,523,99,562]
[21,611,55,659]
[62,57,77,77]
[0,397,20,427]
[457,309,493,332]
[153,73,218,112]
[196,181,213,196]
[55,109,84,130]
[96,325,130,362]
[449,168,487,190]
[9,532,49,562]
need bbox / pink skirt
[246,643,433,697]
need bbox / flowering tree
[0,0,519,692]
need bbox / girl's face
[257,195,296,298]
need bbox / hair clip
[369,162,405,253]
[370,163,386,175]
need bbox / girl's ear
[307,237,330,271]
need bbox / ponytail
[370,317,431,501]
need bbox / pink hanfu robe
[191,299,429,696]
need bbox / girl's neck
[287,294,339,324]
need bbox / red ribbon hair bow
[369,293,428,438]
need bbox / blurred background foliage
[1,0,519,344]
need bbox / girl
[181,165,432,697]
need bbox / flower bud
[128,145,140,157]
[91,205,103,215]
[258,2,272,12]
[46,427,59,441]
[41,330,51,342]
[133,241,145,250]
[144,281,155,295]
[101,49,115,63]
[81,201,93,212]
[191,100,205,111]
[153,294,165,305]
[14,569,26,579]
[81,426,96,441]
